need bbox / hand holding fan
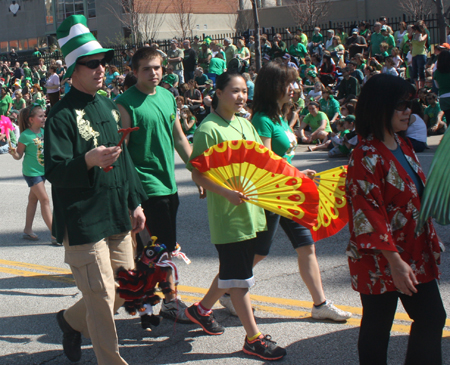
[310,165,349,241]
[190,140,319,228]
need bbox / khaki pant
[63,232,134,365]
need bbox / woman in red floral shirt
[346,74,446,365]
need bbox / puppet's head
[139,236,169,269]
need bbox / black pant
[136,193,179,253]
[358,280,446,365]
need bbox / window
[45,0,54,24]
[28,38,38,50]
[87,0,96,18]
[0,42,8,53]
[9,40,19,51]
[19,39,28,51]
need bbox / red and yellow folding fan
[190,140,319,228]
[310,165,349,241]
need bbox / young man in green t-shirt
[116,47,201,324]
[424,93,447,135]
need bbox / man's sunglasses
[76,58,106,69]
[395,100,413,111]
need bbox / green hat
[57,15,113,79]
[344,115,356,123]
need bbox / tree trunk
[433,0,447,43]
[251,0,262,71]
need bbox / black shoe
[140,314,162,331]
[184,302,224,335]
[243,334,287,361]
[56,310,82,362]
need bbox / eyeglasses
[76,58,107,69]
[395,99,413,111]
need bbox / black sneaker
[185,302,225,335]
[56,310,82,362]
[243,334,287,361]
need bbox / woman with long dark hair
[239,60,352,322]
[434,50,450,123]
[347,74,446,364]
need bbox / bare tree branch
[138,0,170,42]
[170,0,197,39]
[286,0,331,28]
[397,0,434,20]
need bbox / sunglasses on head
[395,99,413,111]
[76,58,107,69]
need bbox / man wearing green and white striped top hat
[44,15,147,365]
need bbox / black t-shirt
[346,36,366,47]
[14,67,24,79]
[183,48,197,72]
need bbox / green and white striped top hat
[57,15,113,78]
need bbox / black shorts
[254,210,315,256]
[137,193,179,252]
[215,237,259,289]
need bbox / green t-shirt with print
[19,128,45,177]
[319,96,340,121]
[425,103,446,127]
[209,58,226,75]
[288,43,308,59]
[303,111,332,133]
[187,113,266,244]
[116,85,178,197]
[252,112,296,163]
[0,95,13,116]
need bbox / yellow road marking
[1,261,449,335]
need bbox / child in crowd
[406,100,428,152]
[186,72,287,361]
[424,93,447,135]
[328,115,356,157]
[391,47,403,69]
[307,81,323,100]
[379,42,390,58]
[180,105,197,143]
[382,57,399,76]
[8,104,56,244]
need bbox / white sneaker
[160,298,192,323]
[311,301,352,322]
[219,294,238,316]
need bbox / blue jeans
[411,55,426,81]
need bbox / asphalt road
[0,135,449,365]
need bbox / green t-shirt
[425,103,446,126]
[251,112,296,163]
[23,67,32,79]
[312,33,323,44]
[225,44,237,65]
[371,32,384,55]
[433,70,450,96]
[299,64,315,79]
[209,57,226,75]
[198,49,212,69]
[187,113,266,244]
[0,95,13,116]
[411,38,427,57]
[303,111,332,133]
[338,129,351,154]
[182,116,197,135]
[288,43,307,59]
[319,96,340,121]
[116,85,178,197]
[195,74,209,86]
[299,33,308,47]
[14,98,26,110]
[385,34,395,54]
[19,128,45,177]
